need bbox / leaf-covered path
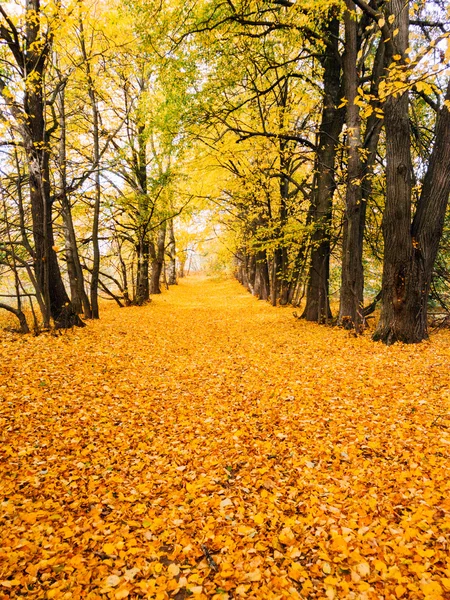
[1,277,450,599]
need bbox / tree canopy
[0,0,450,342]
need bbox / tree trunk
[273,87,290,306]
[167,219,177,285]
[373,0,413,343]
[302,14,344,323]
[375,79,450,342]
[79,14,102,319]
[339,0,364,331]
[27,114,82,328]
[247,253,256,294]
[150,224,167,294]
[135,238,150,304]
[254,250,270,300]
[0,1,83,328]
[58,86,92,318]
[133,117,151,303]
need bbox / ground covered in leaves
[1,277,450,600]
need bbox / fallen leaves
[0,276,450,598]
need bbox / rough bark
[373,0,413,343]
[150,224,167,294]
[339,0,364,330]
[375,80,450,342]
[247,254,256,294]
[135,239,150,305]
[253,250,270,300]
[302,15,344,322]
[27,90,81,328]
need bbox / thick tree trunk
[302,15,344,323]
[375,80,450,342]
[409,82,450,333]
[150,224,166,294]
[339,0,364,331]
[27,131,82,328]
[254,250,270,300]
[373,0,413,343]
[135,238,150,304]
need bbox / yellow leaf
[189,586,203,595]
[325,587,336,600]
[246,569,261,582]
[220,498,233,509]
[278,526,296,546]
[168,563,180,577]
[235,584,250,595]
[374,560,386,572]
[301,579,313,594]
[61,526,74,539]
[395,585,406,598]
[237,524,255,536]
[253,513,265,525]
[356,562,370,577]
[115,589,129,599]
[103,543,116,555]
[288,563,305,582]
[322,562,332,575]
[417,548,434,558]
[105,575,121,587]
[330,535,348,555]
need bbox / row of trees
[1,0,449,345]
[186,0,450,343]
[0,0,200,332]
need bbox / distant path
[1,276,449,598]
